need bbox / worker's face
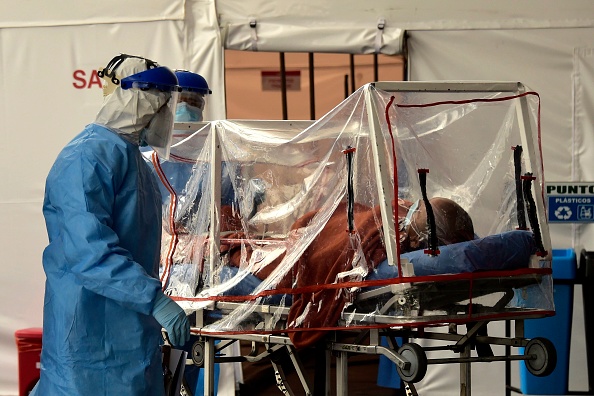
[178,92,205,110]
[176,92,206,122]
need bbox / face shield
[141,90,180,159]
[120,66,181,160]
[176,91,207,122]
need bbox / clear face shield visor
[176,91,207,122]
[140,89,180,160]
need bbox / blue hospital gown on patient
[35,124,165,396]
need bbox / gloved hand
[151,290,190,347]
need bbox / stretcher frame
[189,307,554,396]
[174,81,555,396]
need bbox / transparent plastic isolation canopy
[151,82,553,348]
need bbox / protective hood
[95,88,168,144]
[95,57,169,145]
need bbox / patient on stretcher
[157,84,550,352]
[214,196,478,348]
[221,196,475,285]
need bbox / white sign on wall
[546,182,594,222]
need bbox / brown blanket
[222,201,410,349]
[287,202,389,348]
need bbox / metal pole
[280,52,288,120]
[373,53,379,82]
[403,32,410,81]
[204,338,216,396]
[505,320,512,396]
[349,54,356,93]
[308,52,316,120]
[581,250,594,393]
[460,344,472,396]
[336,351,348,396]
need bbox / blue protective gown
[35,124,165,396]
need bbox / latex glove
[151,290,190,347]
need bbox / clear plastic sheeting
[150,82,553,350]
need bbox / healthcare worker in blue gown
[31,54,190,396]
[153,70,236,220]
[175,69,211,123]
[171,70,226,395]
[151,70,214,198]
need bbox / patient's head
[400,197,474,251]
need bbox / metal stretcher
[185,269,554,396]
[152,82,556,396]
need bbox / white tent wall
[0,0,185,28]
[218,2,404,54]
[0,1,224,394]
[574,46,594,241]
[2,1,594,395]
[408,28,594,395]
[409,28,594,250]
[216,0,594,54]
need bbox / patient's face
[401,198,474,251]
[403,202,428,251]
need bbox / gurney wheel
[191,340,205,367]
[524,337,557,377]
[397,343,427,383]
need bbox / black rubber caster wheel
[397,342,428,383]
[524,337,557,377]
[191,340,205,367]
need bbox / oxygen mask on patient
[398,197,475,253]
[399,200,429,252]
